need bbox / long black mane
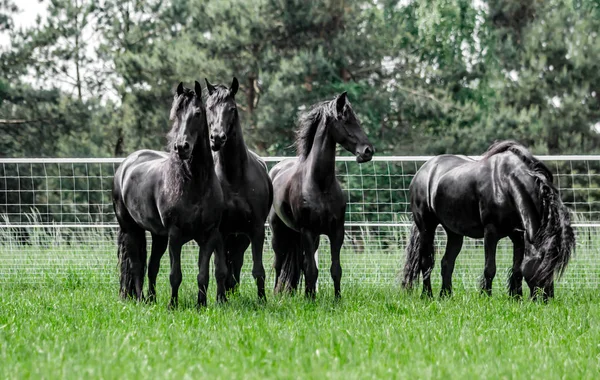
[295,100,336,158]
[483,140,553,182]
[486,140,573,284]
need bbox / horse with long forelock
[269,92,374,298]
[204,77,273,299]
[113,81,226,308]
[402,140,575,300]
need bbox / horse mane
[295,100,338,158]
[483,140,553,182]
[486,140,574,288]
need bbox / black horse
[269,92,374,298]
[402,141,575,300]
[204,77,273,299]
[113,81,227,308]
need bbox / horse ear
[335,91,348,115]
[194,80,202,97]
[230,77,239,97]
[176,82,184,97]
[205,78,215,95]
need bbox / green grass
[1,275,599,379]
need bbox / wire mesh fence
[0,156,599,289]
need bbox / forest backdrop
[1,0,599,158]
[0,0,599,229]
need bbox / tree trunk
[547,125,560,154]
[74,0,82,102]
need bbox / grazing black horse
[113,81,227,308]
[204,77,273,299]
[269,92,374,298]
[402,141,575,300]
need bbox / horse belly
[433,193,483,238]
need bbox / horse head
[205,77,239,151]
[168,81,206,160]
[330,92,374,163]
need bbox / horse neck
[303,118,337,189]
[215,116,249,184]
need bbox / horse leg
[419,228,436,298]
[147,234,168,303]
[224,235,249,294]
[508,231,525,299]
[250,228,267,300]
[544,282,555,300]
[439,231,464,297]
[167,236,183,309]
[329,226,344,299]
[301,229,319,299]
[481,227,499,296]
[196,229,227,306]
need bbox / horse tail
[117,228,147,299]
[277,245,303,293]
[117,228,134,298]
[530,175,575,288]
[402,223,422,289]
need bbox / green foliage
[2,0,599,157]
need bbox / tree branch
[0,119,47,125]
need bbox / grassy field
[1,225,600,379]
[1,273,599,379]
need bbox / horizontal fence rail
[0,155,599,290]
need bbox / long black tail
[117,229,133,298]
[530,174,575,288]
[275,246,303,293]
[402,224,422,289]
[117,228,147,299]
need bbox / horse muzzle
[356,144,374,163]
[210,133,227,151]
[175,142,191,160]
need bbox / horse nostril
[183,142,190,151]
[364,146,373,156]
